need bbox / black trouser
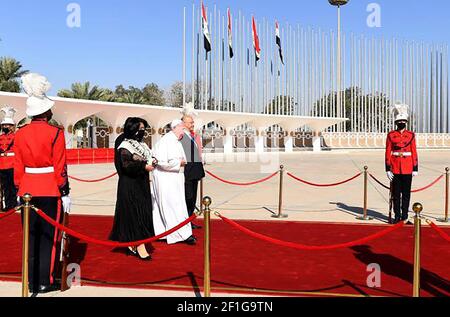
[0,168,17,211]
[185,179,199,217]
[392,174,413,220]
[21,197,60,291]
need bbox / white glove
[412,172,418,177]
[17,196,21,205]
[62,196,71,214]
[386,171,394,182]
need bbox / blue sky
[0,0,449,94]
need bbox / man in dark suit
[180,114,205,229]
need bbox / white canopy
[0,91,348,152]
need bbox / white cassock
[151,131,193,244]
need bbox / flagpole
[196,32,200,109]
[192,3,195,107]
[183,7,186,107]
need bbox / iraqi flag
[227,8,234,58]
[252,16,261,63]
[202,2,211,53]
[275,21,284,65]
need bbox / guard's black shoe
[185,236,197,245]
[38,283,61,294]
[191,223,202,230]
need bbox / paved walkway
[2,149,449,297]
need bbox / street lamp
[329,0,349,132]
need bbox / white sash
[117,139,153,164]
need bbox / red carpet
[0,214,449,297]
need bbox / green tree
[117,86,145,104]
[312,87,391,132]
[57,82,113,101]
[142,83,165,105]
[264,95,295,115]
[0,57,28,93]
[167,81,184,107]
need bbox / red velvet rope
[68,172,118,183]
[286,172,362,187]
[369,174,391,190]
[206,170,278,186]
[0,208,16,221]
[411,175,444,193]
[428,221,450,243]
[369,174,444,193]
[33,208,196,247]
[218,214,404,251]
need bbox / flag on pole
[252,16,261,62]
[202,2,211,53]
[275,21,284,65]
[227,8,234,58]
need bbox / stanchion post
[21,193,32,297]
[272,165,288,218]
[438,167,449,223]
[200,178,204,212]
[202,196,211,297]
[412,202,422,297]
[357,166,373,221]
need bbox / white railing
[322,133,450,149]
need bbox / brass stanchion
[272,165,288,218]
[357,166,373,221]
[438,167,449,223]
[412,202,422,297]
[21,193,32,297]
[202,196,211,297]
[200,178,204,212]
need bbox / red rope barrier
[68,172,118,183]
[33,208,196,247]
[206,170,278,186]
[286,172,362,187]
[0,208,16,221]
[428,221,450,243]
[218,214,404,251]
[411,175,444,193]
[369,174,444,193]
[369,174,390,190]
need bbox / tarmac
[1,149,449,297]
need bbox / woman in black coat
[110,117,155,260]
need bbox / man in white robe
[152,119,196,245]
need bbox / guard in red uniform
[15,73,71,294]
[385,103,418,223]
[0,106,18,211]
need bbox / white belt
[0,153,14,157]
[392,152,412,157]
[25,167,55,174]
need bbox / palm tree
[117,90,145,104]
[57,82,113,101]
[0,57,28,93]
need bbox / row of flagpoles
[182,2,449,134]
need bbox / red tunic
[0,132,15,170]
[13,119,69,197]
[385,130,418,175]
